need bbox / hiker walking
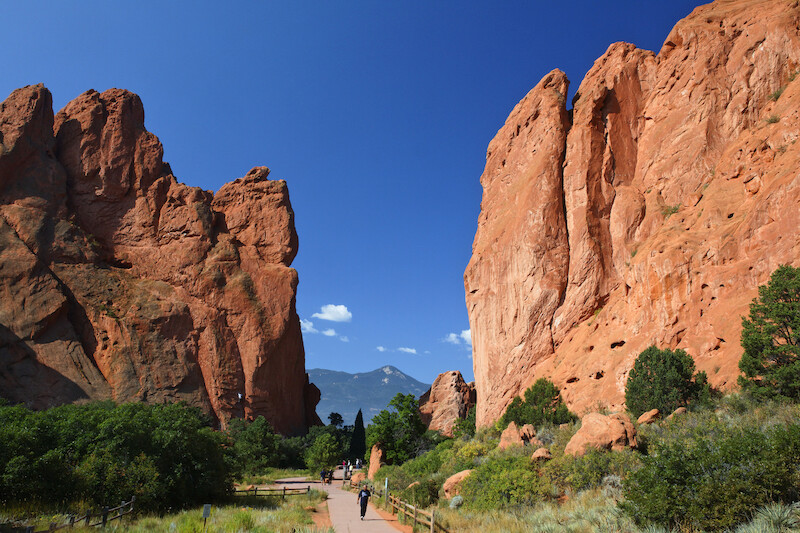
[356,485,371,520]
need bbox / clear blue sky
[2,1,702,385]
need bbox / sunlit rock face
[0,85,319,434]
[418,370,476,437]
[466,0,800,427]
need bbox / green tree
[499,378,576,429]
[366,394,427,465]
[305,432,343,472]
[625,346,710,418]
[328,412,344,428]
[738,265,800,400]
[348,409,366,460]
[226,416,281,475]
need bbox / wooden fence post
[430,508,435,533]
[413,505,417,528]
[85,510,92,526]
[282,486,286,500]
[101,506,108,527]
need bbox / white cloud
[398,347,417,354]
[340,336,349,343]
[376,346,387,352]
[312,304,352,322]
[301,319,318,334]
[444,333,461,345]
[460,329,472,346]
[322,329,337,337]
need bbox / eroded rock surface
[0,85,318,434]
[418,370,476,437]
[564,413,637,456]
[467,0,800,426]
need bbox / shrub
[460,454,553,510]
[738,265,800,401]
[622,423,800,531]
[625,346,710,418]
[0,402,229,512]
[661,204,680,217]
[226,416,281,476]
[766,114,780,124]
[452,406,476,439]
[400,477,440,507]
[498,378,577,430]
[768,87,785,101]
[304,432,343,472]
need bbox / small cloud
[460,329,472,346]
[322,329,337,337]
[340,336,349,342]
[424,350,431,354]
[312,304,352,322]
[398,347,417,354]
[376,346,387,352]
[444,333,461,345]
[301,319,318,334]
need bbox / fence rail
[233,486,311,499]
[350,479,447,533]
[22,497,135,532]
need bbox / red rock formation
[367,444,385,480]
[564,413,637,456]
[467,0,800,426]
[0,85,318,434]
[418,370,476,437]
[443,470,472,499]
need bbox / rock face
[564,413,637,456]
[367,444,385,480]
[418,370,476,436]
[637,409,661,425]
[466,0,800,426]
[0,85,319,434]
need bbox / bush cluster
[498,378,576,430]
[0,401,229,512]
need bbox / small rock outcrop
[565,413,637,456]
[0,85,318,434]
[367,444,385,480]
[443,470,473,499]
[531,447,552,461]
[418,370,476,436]
[637,409,661,425]
[466,0,800,426]
[498,421,543,449]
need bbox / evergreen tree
[625,346,710,418]
[499,378,576,429]
[739,265,800,400]
[348,409,366,460]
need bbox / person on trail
[357,486,371,520]
[320,469,327,484]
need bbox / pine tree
[348,409,366,460]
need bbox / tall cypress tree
[348,409,366,460]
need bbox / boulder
[466,0,800,427]
[367,444,385,480]
[667,407,688,420]
[531,448,552,461]
[565,413,637,457]
[418,370,476,437]
[350,472,366,485]
[637,409,661,425]
[443,470,473,499]
[498,421,525,449]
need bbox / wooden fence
[233,486,312,499]
[23,497,135,532]
[350,479,447,533]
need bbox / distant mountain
[308,366,430,426]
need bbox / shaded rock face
[418,370,476,437]
[443,469,472,499]
[466,0,800,426]
[0,85,318,435]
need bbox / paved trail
[275,469,402,533]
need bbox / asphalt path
[275,469,402,533]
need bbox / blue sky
[1,1,702,385]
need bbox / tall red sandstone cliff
[0,85,320,434]
[466,0,800,427]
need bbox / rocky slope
[0,85,320,434]
[466,0,800,426]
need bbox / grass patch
[661,204,680,218]
[765,114,780,124]
[768,86,785,101]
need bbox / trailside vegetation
[624,346,711,418]
[0,401,229,513]
[366,393,430,465]
[348,409,367,460]
[738,264,800,400]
